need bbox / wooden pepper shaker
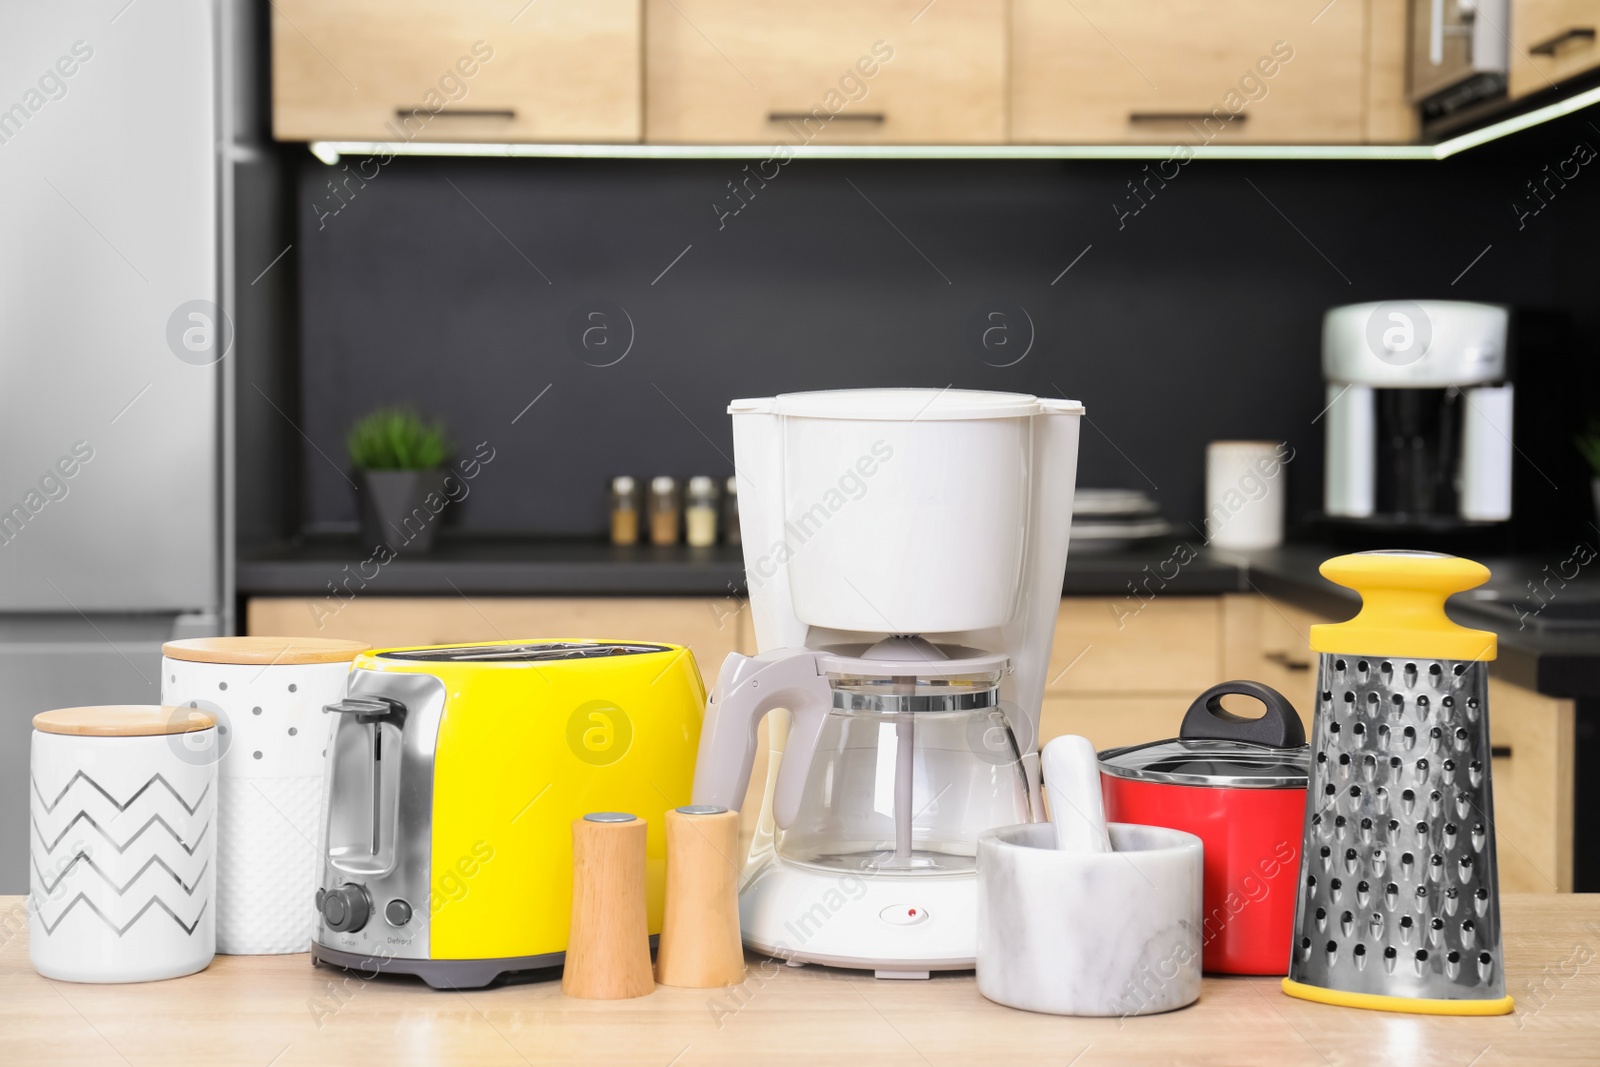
[563,812,654,999]
[655,805,745,988]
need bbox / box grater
[1283,551,1514,1015]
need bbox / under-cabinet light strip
[307,83,1600,165]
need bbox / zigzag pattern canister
[30,725,216,983]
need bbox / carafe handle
[690,648,832,830]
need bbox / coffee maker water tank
[1321,301,1511,523]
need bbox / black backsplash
[289,109,1600,546]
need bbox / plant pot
[357,469,442,554]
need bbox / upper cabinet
[643,0,1007,144]
[1011,0,1371,144]
[271,0,642,143]
[1509,0,1600,99]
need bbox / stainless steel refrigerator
[0,0,234,891]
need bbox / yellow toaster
[310,640,704,988]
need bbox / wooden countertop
[5,894,1597,1065]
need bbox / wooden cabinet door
[1487,679,1575,892]
[1050,597,1224,695]
[246,596,749,690]
[1509,0,1600,98]
[1011,0,1367,143]
[1222,594,1328,732]
[645,0,1006,143]
[272,0,642,142]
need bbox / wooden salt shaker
[655,805,745,988]
[563,812,654,999]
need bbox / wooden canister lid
[34,705,216,737]
[162,636,370,665]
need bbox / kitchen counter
[5,894,1597,1065]
[239,535,1600,698]
[237,534,1247,599]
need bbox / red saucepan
[1099,680,1309,976]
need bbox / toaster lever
[326,696,407,726]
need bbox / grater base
[1283,977,1513,1016]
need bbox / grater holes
[1336,659,1347,671]
[1445,949,1461,979]
[1381,661,1393,673]
[1402,726,1418,750]
[1415,822,1429,836]
[1471,824,1486,852]
[1300,937,1313,961]
[1442,695,1454,709]
[1322,690,1333,704]
[1387,819,1400,836]
[1326,940,1339,966]
[1330,721,1342,735]
[1338,752,1351,767]
[1343,692,1355,705]
[1400,851,1414,869]
[1352,722,1366,739]
[1315,906,1327,930]
[1356,879,1371,905]
[1467,760,1484,787]
[1353,943,1368,970]
[1329,878,1342,899]
[1414,949,1429,975]
[1383,946,1398,974]
[1414,758,1430,784]
[1453,663,1468,676]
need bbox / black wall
[280,107,1600,544]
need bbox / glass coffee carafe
[776,665,1032,875]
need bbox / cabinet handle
[768,112,885,124]
[1530,27,1596,55]
[1490,744,1513,760]
[1129,112,1249,125]
[1263,650,1312,672]
[396,108,517,120]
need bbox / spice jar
[722,477,740,546]
[685,476,719,548]
[610,476,641,546]
[649,476,680,546]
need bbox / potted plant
[347,407,449,553]
[1577,420,1600,525]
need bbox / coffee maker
[1320,300,1512,542]
[691,388,1082,977]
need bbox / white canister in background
[1204,440,1290,550]
[161,637,368,955]
[30,706,217,983]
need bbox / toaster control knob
[384,899,412,927]
[321,883,370,933]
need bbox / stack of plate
[1070,489,1175,554]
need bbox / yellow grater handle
[1308,551,1497,662]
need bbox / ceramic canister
[30,706,218,983]
[161,637,368,955]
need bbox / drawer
[1011,0,1366,144]
[1050,597,1223,695]
[644,0,1006,143]
[245,596,749,690]
[1509,0,1600,98]
[1486,678,1575,892]
[272,0,642,143]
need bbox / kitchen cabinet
[1010,0,1370,144]
[1509,0,1600,98]
[1487,677,1576,892]
[643,0,1007,143]
[271,0,642,143]
[1047,597,1227,695]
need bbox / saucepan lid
[1099,679,1310,789]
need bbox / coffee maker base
[738,856,979,977]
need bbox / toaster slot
[326,705,404,876]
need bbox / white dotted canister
[161,637,368,955]
[30,706,218,983]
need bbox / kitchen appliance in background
[1283,551,1513,1015]
[311,640,703,989]
[692,388,1083,977]
[0,0,236,894]
[1319,301,1513,552]
[1100,680,1310,975]
[1408,0,1510,121]
[1069,488,1174,554]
